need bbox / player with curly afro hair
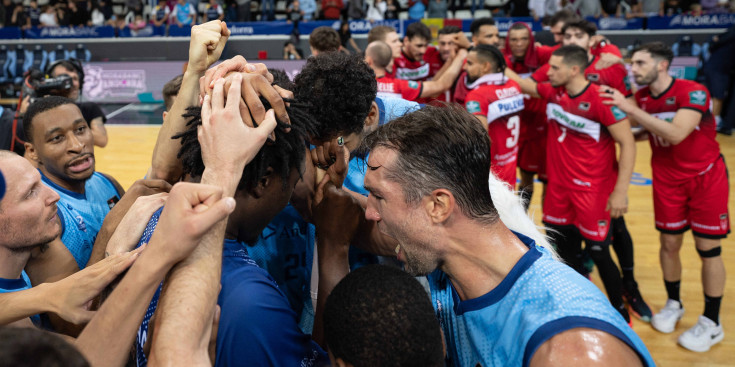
[293,51,377,143]
[324,264,444,367]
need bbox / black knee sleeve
[697,247,722,258]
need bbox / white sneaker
[678,316,724,352]
[651,299,685,333]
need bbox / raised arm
[601,87,701,145]
[505,67,540,98]
[148,74,278,366]
[74,181,234,367]
[148,21,230,183]
[421,49,468,98]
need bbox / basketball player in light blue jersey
[362,105,655,367]
[22,96,123,276]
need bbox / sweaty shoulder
[530,328,644,367]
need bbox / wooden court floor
[96,125,735,366]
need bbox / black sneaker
[623,280,652,323]
[617,303,632,327]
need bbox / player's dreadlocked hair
[324,264,444,367]
[173,95,318,191]
[293,52,377,142]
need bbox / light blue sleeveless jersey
[428,233,655,367]
[247,204,316,333]
[41,171,120,269]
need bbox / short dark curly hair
[309,26,341,53]
[23,95,78,143]
[173,95,317,192]
[293,52,376,142]
[324,264,444,367]
[405,21,432,42]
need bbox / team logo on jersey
[466,101,481,114]
[610,106,627,120]
[75,214,87,232]
[720,214,729,231]
[408,81,419,89]
[587,73,600,82]
[107,196,119,210]
[578,102,591,111]
[689,91,706,106]
[598,220,608,237]
[666,97,676,105]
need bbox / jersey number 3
[506,116,520,148]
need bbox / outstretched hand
[49,249,144,324]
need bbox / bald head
[365,41,393,69]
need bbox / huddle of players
[368,12,728,353]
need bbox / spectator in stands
[151,1,171,26]
[69,0,90,27]
[567,0,603,17]
[26,1,41,28]
[640,0,664,15]
[407,0,426,19]
[309,26,341,55]
[284,41,303,59]
[11,3,27,29]
[171,0,197,26]
[530,0,560,20]
[688,2,702,15]
[98,0,115,24]
[1,0,11,27]
[262,0,275,20]
[90,2,108,26]
[235,0,251,21]
[508,0,530,15]
[322,0,344,19]
[286,0,304,23]
[128,13,147,30]
[384,0,400,18]
[56,2,71,27]
[367,0,387,21]
[339,22,361,53]
[664,0,683,14]
[349,0,367,19]
[301,0,317,20]
[427,0,447,18]
[204,0,225,21]
[39,4,58,27]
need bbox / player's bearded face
[392,207,440,277]
[634,63,658,85]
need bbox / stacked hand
[200,56,293,129]
[147,182,236,267]
[106,192,169,256]
[199,73,279,175]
